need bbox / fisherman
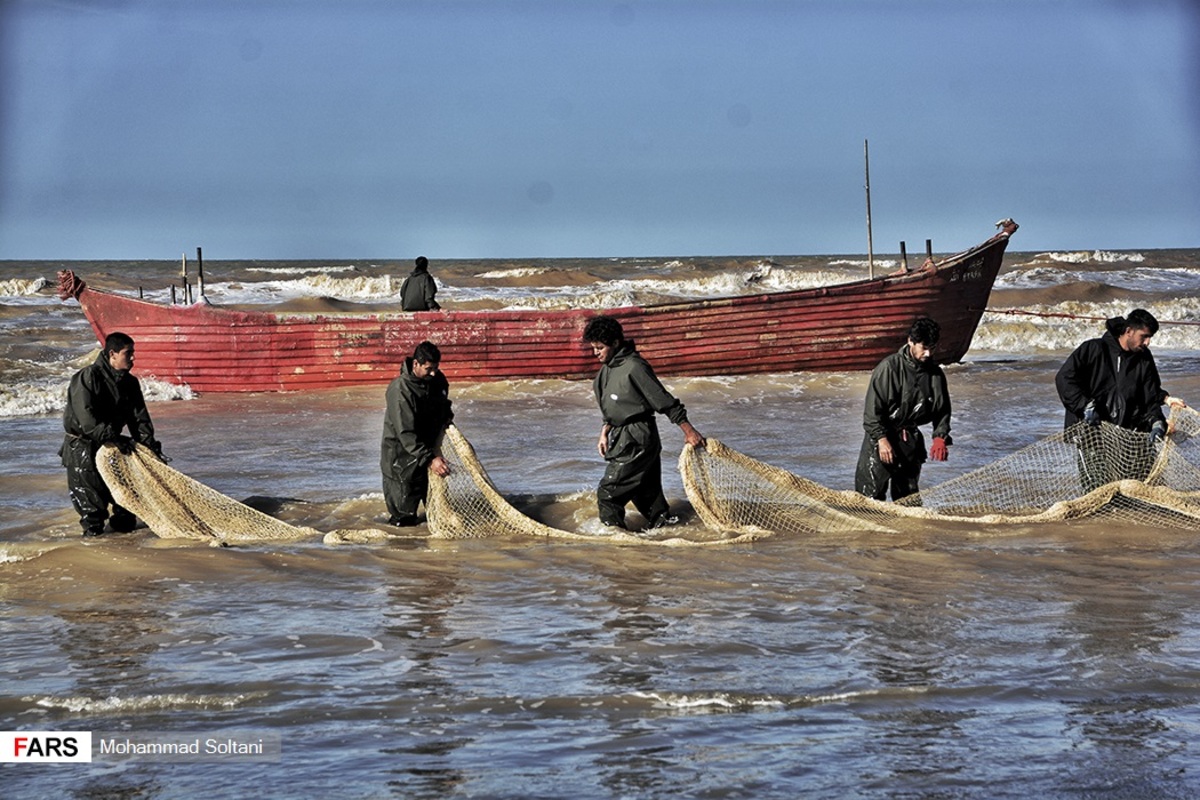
[855,316,952,502]
[381,340,453,526]
[60,332,165,537]
[582,315,706,530]
[1055,309,1186,489]
[400,256,441,311]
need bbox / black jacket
[862,344,952,446]
[1055,329,1166,431]
[593,342,689,428]
[400,268,440,311]
[62,352,158,452]
[381,358,454,478]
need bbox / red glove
[930,437,949,461]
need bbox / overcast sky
[1,0,1197,260]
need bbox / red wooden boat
[57,219,1017,392]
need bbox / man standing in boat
[855,317,952,502]
[60,331,165,537]
[1055,309,1185,490]
[400,256,441,311]
[381,340,453,526]
[583,315,706,530]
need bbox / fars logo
[1,731,92,763]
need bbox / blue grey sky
[2,0,1197,259]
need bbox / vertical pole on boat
[899,241,908,272]
[181,253,188,283]
[864,139,875,279]
[196,247,206,298]
[926,239,933,262]
[181,252,191,304]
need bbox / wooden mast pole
[196,247,206,298]
[181,252,190,304]
[864,139,875,279]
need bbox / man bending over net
[1056,309,1187,491]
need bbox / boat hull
[59,222,1016,392]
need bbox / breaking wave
[476,266,555,279]
[997,265,1200,293]
[198,266,870,309]
[206,274,405,304]
[241,264,359,275]
[1036,250,1146,264]
[0,375,194,419]
[0,277,50,297]
[971,298,1200,354]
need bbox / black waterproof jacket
[862,344,952,448]
[593,341,689,463]
[61,352,158,453]
[1055,330,1166,432]
[593,342,688,428]
[381,358,454,479]
[400,269,440,311]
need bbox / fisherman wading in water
[583,315,705,531]
[855,316,952,502]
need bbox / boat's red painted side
[59,221,1016,392]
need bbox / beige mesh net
[680,407,1200,535]
[96,443,322,544]
[426,425,765,546]
[100,410,1200,547]
[95,427,762,546]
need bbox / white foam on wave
[0,382,68,417]
[476,266,555,279]
[198,263,868,308]
[0,277,49,297]
[242,264,359,276]
[636,267,855,296]
[997,265,1200,293]
[971,298,1200,353]
[0,374,194,419]
[1110,267,1200,293]
[0,543,68,563]
[142,377,198,403]
[1036,250,1146,264]
[448,285,627,308]
[828,258,900,270]
[466,268,860,309]
[198,274,406,305]
[286,273,403,299]
[996,266,1079,288]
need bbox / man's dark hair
[1118,308,1159,336]
[104,331,135,355]
[414,256,429,271]
[907,317,941,346]
[582,316,624,348]
[413,340,441,364]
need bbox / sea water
[2,247,1200,797]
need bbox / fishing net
[95,428,762,546]
[96,443,322,544]
[426,425,765,546]
[101,409,1200,547]
[680,407,1200,535]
